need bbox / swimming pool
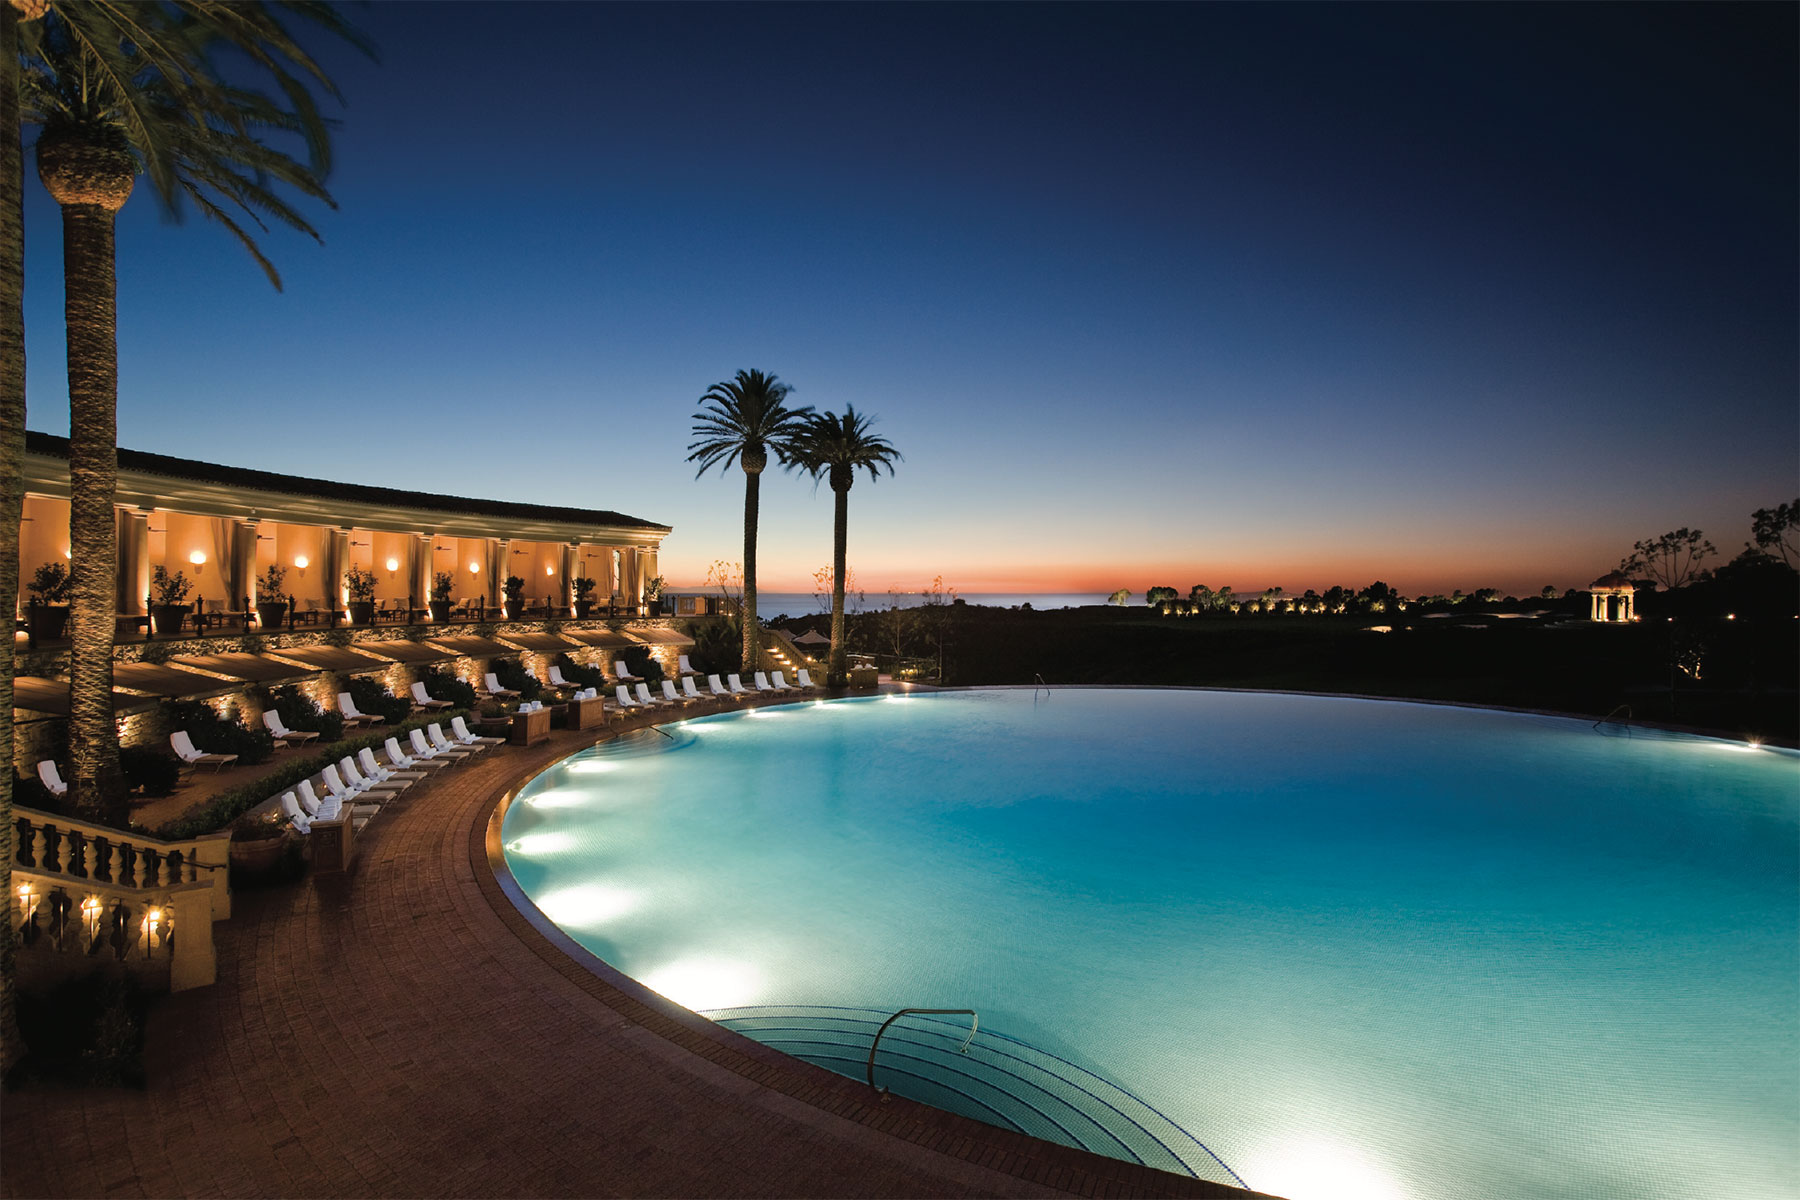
[498,689,1798,1200]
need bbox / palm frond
[793,406,902,487]
[685,369,815,478]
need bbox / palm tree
[794,407,900,687]
[687,370,812,674]
[22,4,360,823]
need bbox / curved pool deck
[1,699,1264,1200]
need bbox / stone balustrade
[11,806,231,992]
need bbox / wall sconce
[386,557,400,577]
[468,562,480,574]
[16,881,37,924]
[294,555,310,577]
[545,565,555,576]
[188,549,207,577]
[141,906,164,956]
[81,894,102,942]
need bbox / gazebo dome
[1589,571,1635,591]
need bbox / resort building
[11,432,686,777]
[17,432,670,621]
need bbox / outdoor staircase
[703,1004,1246,1189]
[760,627,818,677]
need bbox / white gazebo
[1588,572,1637,622]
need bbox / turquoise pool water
[499,689,1799,1200]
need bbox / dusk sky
[18,2,1798,598]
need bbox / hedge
[150,709,470,840]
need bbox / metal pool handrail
[868,1008,978,1095]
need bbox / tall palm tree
[21,4,360,823]
[794,406,900,688]
[687,370,812,674]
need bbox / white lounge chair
[340,755,410,796]
[322,763,381,804]
[263,710,320,747]
[338,692,385,727]
[707,674,735,699]
[428,722,485,757]
[770,671,796,691]
[171,730,236,771]
[613,659,643,684]
[682,676,706,702]
[636,682,674,709]
[409,727,469,762]
[753,671,776,693]
[360,746,427,783]
[615,684,643,711]
[36,760,68,798]
[483,672,520,699]
[677,654,699,677]
[450,715,505,746]
[726,673,752,696]
[301,777,377,824]
[547,665,583,691]
[796,668,820,690]
[410,681,452,710]
[661,680,696,707]
[386,736,450,772]
[279,791,313,834]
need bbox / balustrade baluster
[112,843,129,887]
[84,837,99,880]
[31,825,49,873]
[141,850,161,888]
[16,818,35,867]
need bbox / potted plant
[25,561,73,640]
[344,565,378,625]
[228,809,291,881]
[502,574,525,620]
[645,574,665,615]
[256,564,290,631]
[150,566,194,635]
[572,575,597,619]
[429,570,455,623]
[474,699,512,733]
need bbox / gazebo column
[1590,592,1601,621]
[1623,592,1634,622]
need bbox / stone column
[490,539,509,607]
[326,528,349,617]
[231,521,256,611]
[1623,592,1634,622]
[1590,593,1600,621]
[116,508,149,615]
[561,543,575,611]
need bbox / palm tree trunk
[61,202,125,823]
[0,0,29,1080]
[741,466,760,673]
[828,483,849,688]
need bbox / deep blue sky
[20,2,1798,596]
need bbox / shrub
[264,684,344,743]
[344,566,377,603]
[165,700,275,766]
[430,571,454,602]
[490,657,542,701]
[346,674,409,725]
[619,645,663,685]
[119,745,180,797]
[152,710,469,840]
[556,655,605,690]
[689,618,742,676]
[15,975,149,1087]
[417,668,476,709]
[258,563,289,604]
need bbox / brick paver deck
[2,701,1266,1199]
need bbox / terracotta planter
[151,604,189,635]
[229,836,288,881]
[573,600,593,619]
[348,601,376,625]
[428,600,452,623]
[256,602,289,630]
[26,604,69,641]
[503,600,523,620]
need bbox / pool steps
[704,1004,1246,1189]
